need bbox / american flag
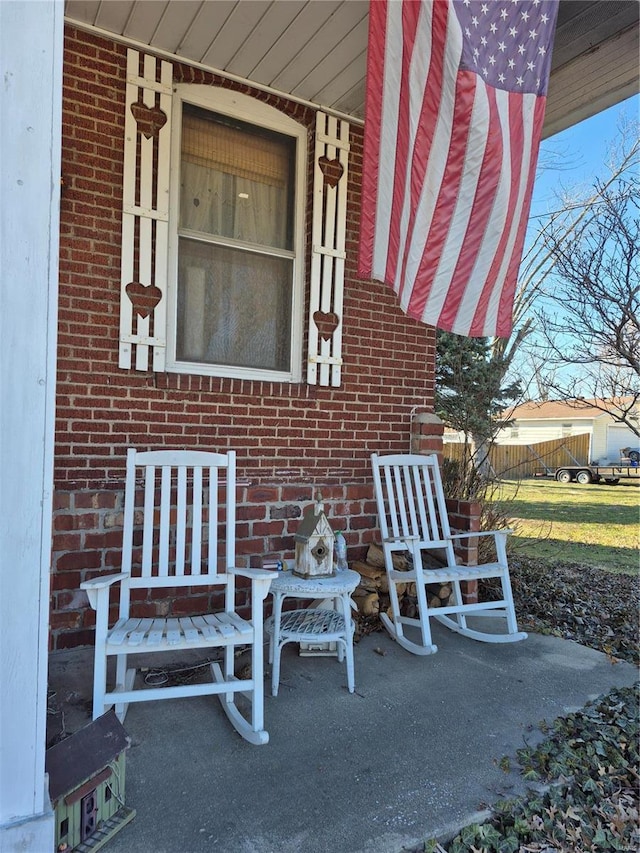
[358,0,559,338]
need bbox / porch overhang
[64,0,639,136]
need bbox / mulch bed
[495,558,639,666]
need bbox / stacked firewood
[351,544,453,622]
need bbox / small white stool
[265,569,359,696]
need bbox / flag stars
[456,0,555,94]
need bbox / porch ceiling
[64,0,638,135]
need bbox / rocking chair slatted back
[377,455,452,550]
[123,449,234,588]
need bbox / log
[365,543,385,568]
[351,560,384,582]
[402,600,417,619]
[366,543,409,571]
[354,575,379,593]
[353,590,379,617]
[426,582,452,600]
[351,561,389,593]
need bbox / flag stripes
[358,0,558,338]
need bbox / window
[167,87,307,381]
[562,423,572,437]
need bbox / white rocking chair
[81,449,276,744]
[371,453,527,655]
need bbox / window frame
[166,85,307,382]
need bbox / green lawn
[495,477,639,573]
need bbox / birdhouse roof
[46,709,131,801]
[294,504,334,543]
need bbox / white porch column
[0,1,62,849]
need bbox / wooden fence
[443,433,590,479]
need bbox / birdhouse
[46,710,135,852]
[294,494,335,579]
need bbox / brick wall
[52,27,446,650]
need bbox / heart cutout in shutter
[130,99,167,139]
[126,281,163,318]
[313,311,339,341]
[318,156,344,188]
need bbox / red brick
[171,596,210,615]
[49,26,461,650]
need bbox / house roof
[63,0,639,136]
[510,398,635,421]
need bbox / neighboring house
[495,399,640,463]
[3,2,639,850]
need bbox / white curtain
[177,105,294,368]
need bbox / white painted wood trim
[0,0,61,843]
[307,111,350,387]
[119,49,172,371]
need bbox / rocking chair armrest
[80,573,129,612]
[229,567,279,582]
[448,529,513,541]
[80,572,129,591]
[382,535,420,544]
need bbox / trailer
[550,463,640,485]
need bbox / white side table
[265,569,360,697]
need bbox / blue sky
[511,94,638,393]
[531,93,639,217]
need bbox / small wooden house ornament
[294,493,335,579]
[46,710,135,852]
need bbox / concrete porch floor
[47,622,638,853]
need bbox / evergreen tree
[435,331,521,482]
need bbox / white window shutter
[119,49,173,371]
[307,112,350,387]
